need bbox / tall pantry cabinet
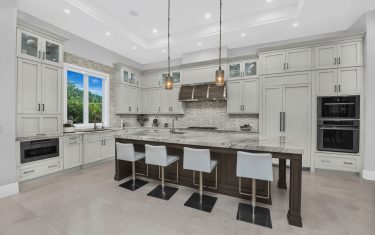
[16,27,64,137]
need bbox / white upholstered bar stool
[183,147,218,213]
[116,143,149,191]
[145,144,179,200]
[236,151,273,228]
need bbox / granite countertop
[116,128,304,155]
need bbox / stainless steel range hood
[178,82,226,102]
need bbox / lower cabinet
[63,135,82,169]
[315,152,359,172]
[19,157,63,182]
[83,132,116,164]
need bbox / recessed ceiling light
[241,33,246,37]
[64,9,71,14]
[105,32,111,36]
[153,29,158,33]
[267,0,273,3]
[129,10,138,16]
[197,42,202,46]
[205,13,211,19]
[162,49,166,53]
[132,46,137,50]
[293,22,299,27]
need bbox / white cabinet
[262,72,312,168]
[315,152,359,172]
[116,84,142,114]
[118,67,141,87]
[63,135,82,169]
[182,65,225,84]
[17,28,63,67]
[228,60,257,80]
[142,88,161,114]
[19,157,63,182]
[261,48,311,75]
[227,79,259,114]
[316,67,361,95]
[83,132,115,164]
[315,41,362,69]
[160,86,185,114]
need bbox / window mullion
[83,74,89,125]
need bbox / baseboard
[362,170,375,181]
[0,182,19,198]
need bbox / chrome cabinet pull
[283,112,286,132]
[334,85,337,93]
[334,58,337,65]
[338,85,341,93]
[48,164,58,169]
[322,160,331,163]
[283,63,286,71]
[38,51,41,59]
[42,104,45,111]
[280,112,283,132]
[338,57,341,65]
[343,162,353,165]
[38,104,41,111]
[286,62,289,70]
[24,170,35,174]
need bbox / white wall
[363,11,375,179]
[0,0,18,193]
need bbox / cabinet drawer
[19,158,62,181]
[316,154,357,171]
[84,133,102,141]
[63,135,82,143]
[102,132,115,138]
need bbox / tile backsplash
[116,101,259,132]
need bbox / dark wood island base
[114,138,303,227]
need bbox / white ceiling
[18,0,375,64]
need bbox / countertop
[116,128,304,155]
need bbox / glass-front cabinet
[161,71,181,85]
[17,28,63,67]
[120,67,140,86]
[228,60,257,80]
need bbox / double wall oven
[317,96,360,153]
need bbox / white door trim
[0,182,19,198]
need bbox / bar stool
[116,143,149,191]
[145,144,179,200]
[183,147,218,213]
[236,151,273,228]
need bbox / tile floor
[0,160,374,235]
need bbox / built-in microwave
[20,138,59,164]
[317,95,360,119]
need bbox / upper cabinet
[120,67,141,87]
[182,65,226,85]
[228,60,257,80]
[161,71,181,85]
[315,41,362,69]
[227,79,259,114]
[260,48,312,75]
[17,29,63,67]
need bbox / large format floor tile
[0,160,374,235]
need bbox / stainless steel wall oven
[20,138,59,164]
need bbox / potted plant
[63,123,75,133]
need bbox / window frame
[64,63,110,129]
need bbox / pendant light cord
[219,0,222,70]
[168,0,171,77]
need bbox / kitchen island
[114,128,303,227]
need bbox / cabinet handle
[334,85,337,93]
[334,58,337,65]
[38,51,41,59]
[48,164,58,169]
[322,160,331,163]
[24,170,35,174]
[286,62,289,70]
[338,57,341,65]
[280,112,283,132]
[283,63,286,71]
[42,104,45,111]
[43,52,46,60]
[283,112,286,132]
[338,85,341,93]
[343,162,353,165]
[242,105,245,111]
[159,107,161,112]
[38,104,41,111]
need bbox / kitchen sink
[79,129,112,132]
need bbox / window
[64,64,109,128]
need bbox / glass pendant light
[165,0,173,90]
[215,0,224,86]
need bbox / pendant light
[215,0,224,86]
[165,0,173,90]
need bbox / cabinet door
[142,89,150,113]
[150,88,161,113]
[243,61,257,78]
[283,84,311,168]
[160,89,172,113]
[17,29,42,62]
[338,67,361,95]
[286,48,311,72]
[182,66,219,84]
[315,45,337,69]
[228,63,242,79]
[150,74,161,87]
[40,115,61,135]
[262,51,286,74]
[227,81,243,113]
[42,39,63,67]
[41,65,62,115]
[337,41,362,68]
[263,85,283,137]
[17,115,40,137]
[102,138,115,160]
[17,59,42,114]
[242,79,259,114]
[315,69,338,95]
[116,84,128,113]
[135,88,142,113]
[171,87,184,114]
[84,139,102,164]
[63,141,82,169]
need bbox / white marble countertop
[116,128,304,155]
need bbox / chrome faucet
[171,117,178,134]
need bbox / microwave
[317,96,360,120]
